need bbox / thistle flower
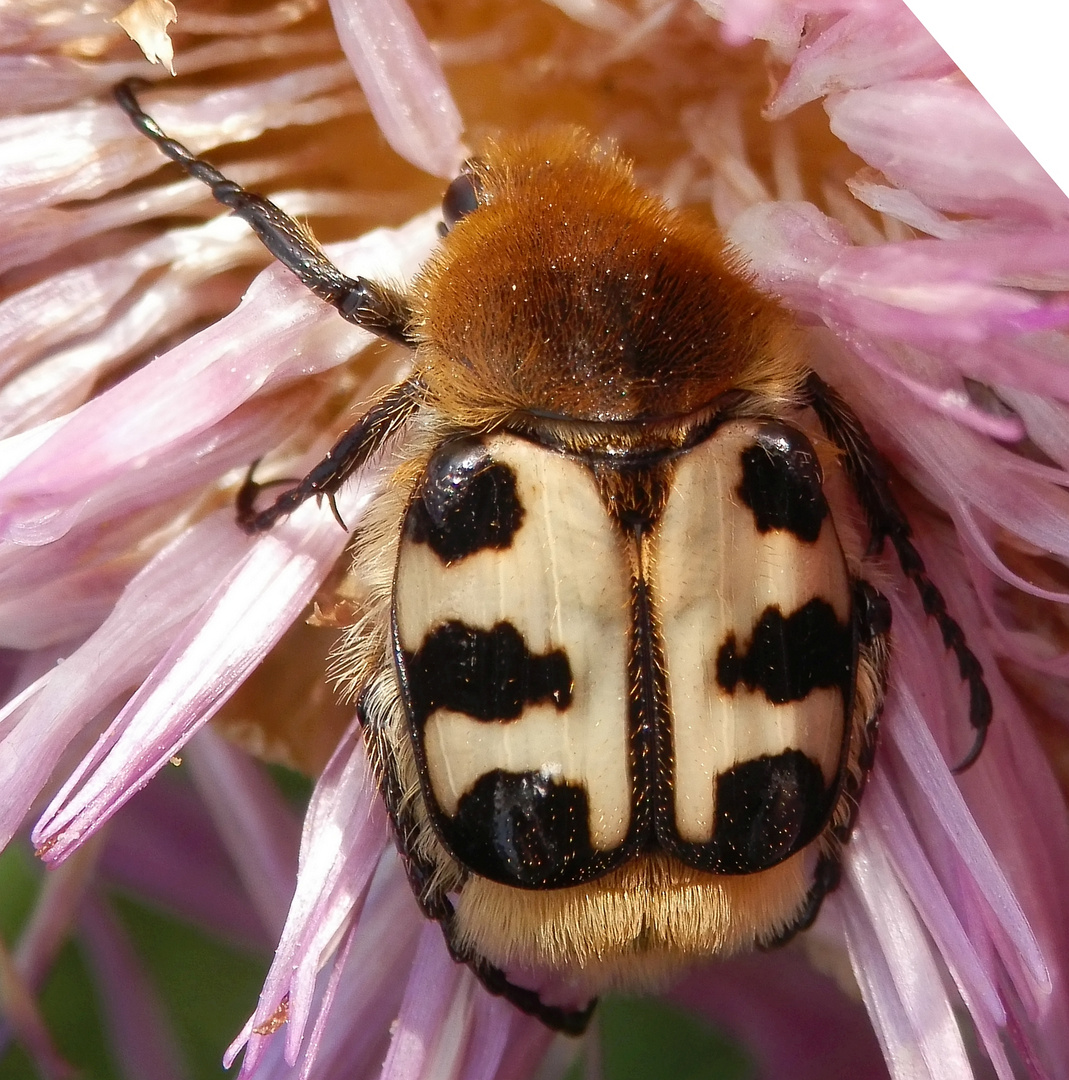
[1,1,1068,1079]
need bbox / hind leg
[357,691,595,1034]
[803,372,989,770]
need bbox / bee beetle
[116,80,990,1034]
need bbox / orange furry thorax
[410,129,804,426]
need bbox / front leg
[237,377,423,532]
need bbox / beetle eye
[441,172,482,231]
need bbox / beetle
[115,79,990,1034]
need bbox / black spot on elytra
[407,438,523,564]
[446,770,596,888]
[403,621,572,724]
[737,423,828,543]
[712,750,830,872]
[716,599,852,704]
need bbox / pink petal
[733,201,1066,346]
[999,390,1069,469]
[99,774,273,951]
[826,80,1069,222]
[886,574,1069,1070]
[831,332,1025,441]
[186,727,302,941]
[77,893,187,1080]
[0,512,249,852]
[298,858,423,1078]
[0,213,437,545]
[457,992,519,1080]
[377,921,467,1080]
[0,63,362,213]
[0,558,132,649]
[2,142,326,272]
[229,858,422,1079]
[489,1018,556,1080]
[228,723,391,1076]
[31,487,368,864]
[942,336,1069,407]
[835,832,974,1080]
[0,222,261,433]
[845,177,964,239]
[327,0,464,177]
[767,7,955,118]
[862,776,1014,1079]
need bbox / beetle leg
[236,377,422,533]
[443,929,596,1036]
[804,371,991,772]
[357,692,596,1034]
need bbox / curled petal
[767,7,955,118]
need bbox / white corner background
[902,0,1069,202]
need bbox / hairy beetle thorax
[409,129,807,427]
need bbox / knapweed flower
[1,0,1068,1078]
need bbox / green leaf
[0,843,269,1080]
[565,996,753,1080]
[113,897,269,1079]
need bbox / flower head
[2,1,1068,1078]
